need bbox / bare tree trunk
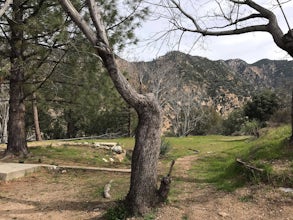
[1,103,9,144]
[290,88,293,144]
[5,0,29,157]
[32,92,42,141]
[100,52,163,215]
[126,100,162,215]
[0,83,9,144]
[58,0,167,215]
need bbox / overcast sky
[120,0,293,64]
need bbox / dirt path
[157,155,293,220]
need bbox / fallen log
[236,158,264,173]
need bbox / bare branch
[170,0,202,31]
[0,0,13,18]
[59,0,97,45]
[165,0,290,55]
[86,0,109,46]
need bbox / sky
[120,0,293,64]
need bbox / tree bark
[5,0,29,157]
[6,59,28,156]
[126,97,162,215]
[32,92,42,141]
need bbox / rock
[114,150,126,162]
[102,158,108,162]
[93,142,100,147]
[109,158,115,163]
[111,145,123,154]
[218,212,229,217]
[61,169,67,174]
[279,187,293,193]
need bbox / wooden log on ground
[236,158,264,172]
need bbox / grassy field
[5,125,287,190]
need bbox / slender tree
[290,89,293,144]
[59,0,170,215]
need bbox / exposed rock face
[118,51,293,116]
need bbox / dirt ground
[0,155,292,220]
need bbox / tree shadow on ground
[0,195,113,219]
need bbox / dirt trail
[173,155,198,178]
[156,154,293,220]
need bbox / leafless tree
[168,85,206,136]
[136,60,181,106]
[161,0,293,57]
[58,0,171,215]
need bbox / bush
[160,137,171,157]
[222,109,247,135]
[241,120,261,137]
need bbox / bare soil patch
[0,153,292,219]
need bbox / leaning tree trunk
[100,52,164,215]
[58,0,169,215]
[126,97,162,214]
[5,1,29,157]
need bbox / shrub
[160,137,171,157]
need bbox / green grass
[28,144,131,167]
[26,125,292,191]
[185,126,293,190]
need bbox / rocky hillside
[119,51,293,115]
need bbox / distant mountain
[118,51,293,115]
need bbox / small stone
[61,169,67,174]
[94,142,100,147]
[218,212,229,217]
[279,187,293,193]
[102,158,108,162]
[111,145,123,154]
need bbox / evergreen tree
[0,0,69,156]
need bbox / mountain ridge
[118,51,293,116]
